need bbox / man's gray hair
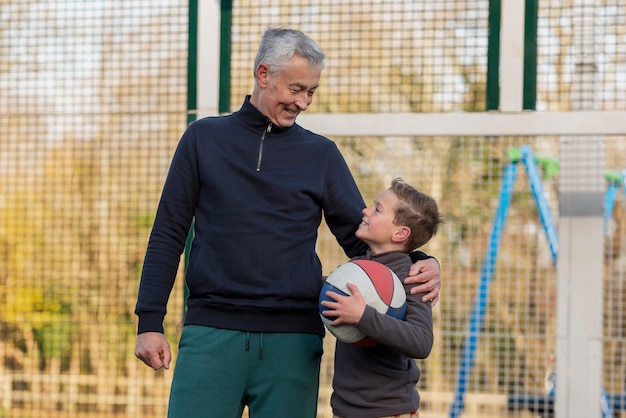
[253,28,325,77]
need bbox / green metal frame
[523,0,538,110]
[487,0,537,111]
[183,1,233,314]
[486,0,501,111]
[219,0,232,113]
[183,0,199,312]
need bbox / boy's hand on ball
[319,260,406,346]
[322,282,366,326]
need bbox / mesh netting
[1,1,625,417]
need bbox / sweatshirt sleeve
[134,125,200,334]
[320,142,369,258]
[355,289,434,359]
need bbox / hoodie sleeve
[134,124,200,333]
[356,290,434,359]
[319,142,369,258]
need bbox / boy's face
[356,189,403,252]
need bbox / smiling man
[134,28,442,418]
[250,53,320,128]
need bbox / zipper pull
[266,123,272,133]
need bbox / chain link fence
[1,1,625,417]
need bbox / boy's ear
[392,226,411,243]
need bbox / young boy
[320,178,443,418]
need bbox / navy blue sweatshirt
[135,97,368,336]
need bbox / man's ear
[255,64,269,88]
[392,226,411,243]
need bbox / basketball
[319,259,407,347]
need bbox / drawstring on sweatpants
[244,331,264,359]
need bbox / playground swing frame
[448,145,626,418]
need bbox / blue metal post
[599,170,625,418]
[604,182,619,235]
[602,387,615,418]
[603,169,625,235]
[520,145,558,264]
[449,160,519,418]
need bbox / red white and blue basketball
[319,259,407,347]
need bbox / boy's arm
[356,290,434,359]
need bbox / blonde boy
[321,178,443,418]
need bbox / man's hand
[405,257,441,307]
[135,332,172,370]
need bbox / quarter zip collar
[233,96,293,172]
[234,95,292,136]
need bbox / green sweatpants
[167,325,324,418]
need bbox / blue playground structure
[448,145,626,418]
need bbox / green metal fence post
[524,0,538,110]
[486,0,501,111]
[219,0,232,113]
[183,0,199,314]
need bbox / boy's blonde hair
[390,178,444,251]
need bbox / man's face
[253,54,322,128]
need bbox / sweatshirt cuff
[410,250,436,263]
[137,311,166,334]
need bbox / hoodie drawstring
[244,331,264,359]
